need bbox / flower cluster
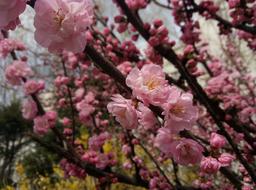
[108,64,202,166]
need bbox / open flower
[22,99,38,120]
[5,61,33,86]
[0,0,26,30]
[163,87,198,133]
[126,64,170,106]
[34,0,94,53]
[107,94,138,129]
[170,138,203,165]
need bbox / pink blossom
[22,99,38,120]
[34,0,94,53]
[84,91,95,104]
[228,0,240,9]
[0,39,26,58]
[125,0,147,10]
[33,115,51,135]
[76,94,95,124]
[46,111,58,127]
[218,153,235,167]
[200,157,221,174]
[82,151,114,170]
[126,64,170,106]
[63,128,73,136]
[74,88,85,101]
[137,103,158,130]
[122,144,132,155]
[54,76,70,87]
[5,61,33,86]
[123,161,132,169]
[154,128,177,157]
[163,87,198,133]
[117,61,132,75]
[78,104,95,124]
[0,0,26,30]
[23,80,45,95]
[107,94,138,129]
[171,138,204,165]
[210,133,226,149]
[89,132,111,151]
[62,117,71,126]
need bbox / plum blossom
[155,128,203,165]
[154,128,176,157]
[170,138,204,165]
[22,99,38,120]
[163,87,198,133]
[125,0,147,10]
[76,91,96,124]
[210,132,226,149]
[33,115,51,135]
[34,0,94,53]
[200,157,221,174]
[126,64,170,106]
[5,61,34,86]
[89,132,111,151]
[0,0,26,30]
[137,103,158,130]
[33,111,57,135]
[218,153,235,167]
[23,80,45,95]
[107,94,138,129]
[0,39,26,58]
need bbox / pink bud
[218,153,235,167]
[200,157,221,174]
[210,133,226,149]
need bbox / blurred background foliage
[0,102,198,190]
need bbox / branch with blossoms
[1,0,256,190]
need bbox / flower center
[144,78,160,90]
[179,144,190,157]
[53,8,65,28]
[170,104,185,117]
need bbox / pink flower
[0,39,26,58]
[22,99,38,120]
[62,117,71,126]
[154,128,177,157]
[74,88,85,101]
[125,0,147,10]
[228,0,240,9]
[45,111,58,127]
[200,157,221,174]
[107,94,138,129]
[0,0,26,30]
[122,144,132,155]
[34,0,94,53]
[137,103,158,130]
[218,153,235,167]
[126,64,170,106]
[23,80,45,95]
[89,132,111,151]
[54,76,70,87]
[163,87,198,133]
[210,133,226,149]
[33,115,51,135]
[76,92,96,124]
[117,61,132,75]
[170,138,204,165]
[5,61,33,86]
